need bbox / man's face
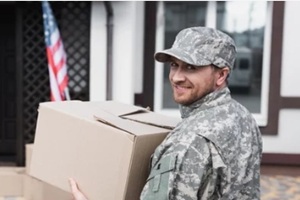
[168,58,219,106]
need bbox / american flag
[42,1,69,101]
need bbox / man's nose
[170,68,186,83]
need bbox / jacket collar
[179,87,231,119]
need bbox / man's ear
[216,67,230,86]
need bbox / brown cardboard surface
[25,144,33,174]
[122,111,180,129]
[25,144,72,200]
[93,107,169,136]
[29,101,180,200]
[87,101,149,116]
[24,175,72,200]
[125,134,169,200]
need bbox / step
[0,167,24,197]
[0,197,26,200]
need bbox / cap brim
[154,48,211,67]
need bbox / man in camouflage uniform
[69,26,262,200]
[139,27,262,200]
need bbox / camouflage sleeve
[140,136,226,200]
[171,137,226,200]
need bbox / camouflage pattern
[155,26,237,70]
[140,87,262,200]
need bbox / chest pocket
[144,154,177,200]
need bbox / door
[0,3,17,163]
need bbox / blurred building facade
[0,1,299,166]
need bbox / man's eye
[186,65,196,70]
[170,62,177,67]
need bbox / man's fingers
[69,178,79,193]
[68,178,88,200]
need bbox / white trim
[280,2,300,97]
[206,1,217,28]
[90,2,107,101]
[258,1,273,126]
[154,1,165,113]
[133,2,145,94]
[154,2,182,119]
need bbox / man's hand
[69,178,88,200]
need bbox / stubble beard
[173,83,215,106]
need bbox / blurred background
[0,1,299,199]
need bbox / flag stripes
[42,1,69,101]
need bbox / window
[154,1,272,126]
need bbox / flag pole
[64,87,70,101]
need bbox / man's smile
[173,84,191,95]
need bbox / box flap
[41,100,170,136]
[122,112,180,129]
[39,101,95,121]
[86,101,149,117]
[93,108,169,136]
[90,101,180,130]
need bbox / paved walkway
[261,175,300,200]
[1,175,300,200]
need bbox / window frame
[153,1,273,126]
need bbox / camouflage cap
[155,26,237,70]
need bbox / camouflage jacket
[140,87,262,200]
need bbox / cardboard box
[25,144,72,200]
[29,101,179,200]
[25,144,33,174]
[24,175,72,200]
